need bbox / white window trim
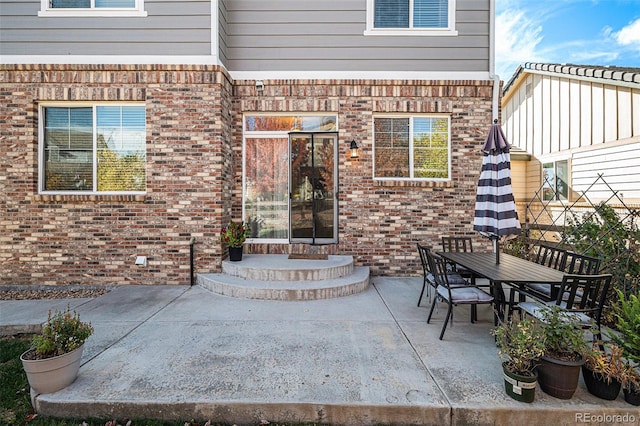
[541,157,570,202]
[38,0,147,17]
[364,0,458,36]
[38,102,147,195]
[372,114,452,182]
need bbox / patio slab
[1,279,638,425]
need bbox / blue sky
[495,0,640,79]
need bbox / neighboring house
[502,63,640,224]
[0,0,499,285]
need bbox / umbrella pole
[493,238,500,264]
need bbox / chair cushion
[427,272,468,286]
[519,302,591,326]
[525,283,552,297]
[438,286,493,303]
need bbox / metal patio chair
[519,273,612,341]
[426,250,493,340]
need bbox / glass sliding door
[244,137,290,239]
[289,132,338,244]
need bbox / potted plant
[492,317,546,402]
[582,341,634,400]
[220,220,250,261]
[20,306,94,394]
[608,289,640,405]
[535,305,589,399]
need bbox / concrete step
[198,266,370,301]
[221,254,354,281]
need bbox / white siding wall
[572,141,640,201]
[503,69,640,203]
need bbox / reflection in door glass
[290,134,337,244]
[244,138,289,238]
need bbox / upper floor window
[373,115,451,180]
[365,0,457,36]
[39,0,147,17]
[39,104,147,194]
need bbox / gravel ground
[0,287,110,300]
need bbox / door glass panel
[245,137,289,239]
[290,133,337,244]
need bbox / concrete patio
[1,278,637,425]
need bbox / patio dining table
[437,251,566,323]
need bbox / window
[365,0,457,35]
[39,0,146,17]
[373,116,451,180]
[542,160,569,201]
[40,104,146,194]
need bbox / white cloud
[495,8,544,79]
[614,18,640,48]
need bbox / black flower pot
[582,365,621,400]
[624,383,640,406]
[229,246,243,261]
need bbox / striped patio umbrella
[473,121,521,263]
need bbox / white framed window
[365,0,457,36]
[373,115,451,181]
[39,103,147,194]
[39,0,147,17]
[542,160,569,201]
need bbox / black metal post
[190,237,196,286]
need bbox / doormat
[288,253,329,260]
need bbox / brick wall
[1,65,233,286]
[1,64,495,285]
[233,79,495,275]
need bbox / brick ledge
[33,194,147,203]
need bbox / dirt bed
[0,288,110,300]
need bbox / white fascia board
[2,55,220,66]
[230,70,492,81]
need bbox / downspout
[489,0,500,123]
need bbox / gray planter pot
[20,343,84,394]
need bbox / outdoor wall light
[349,140,360,159]
[256,80,264,94]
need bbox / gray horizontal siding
[225,0,490,73]
[218,0,228,65]
[0,0,212,56]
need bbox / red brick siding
[1,64,495,285]
[233,79,495,275]
[1,65,233,286]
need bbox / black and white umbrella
[473,120,521,263]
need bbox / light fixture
[349,140,360,159]
[256,80,264,94]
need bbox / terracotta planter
[20,344,84,394]
[582,365,621,400]
[537,354,584,399]
[502,363,537,403]
[229,246,243,261]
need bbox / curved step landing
[198,254,370,301]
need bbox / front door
[289,132,338,244]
